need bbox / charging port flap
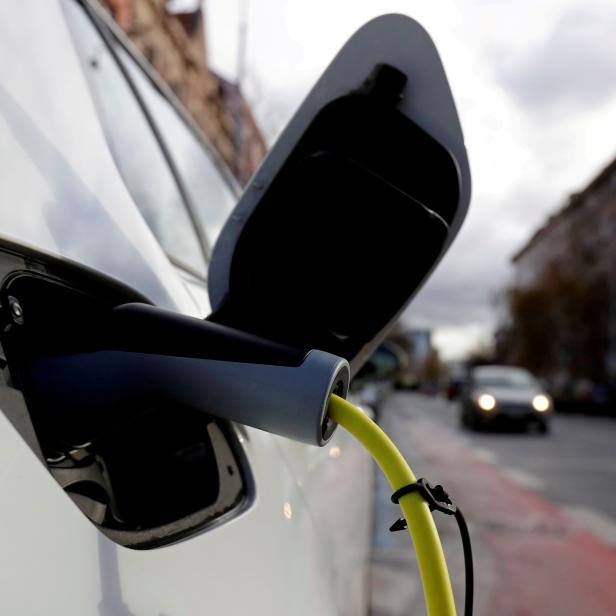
[0,264,250,549]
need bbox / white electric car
[0,2,469,614]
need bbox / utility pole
[236,0,248,86]
[233,0,248,181]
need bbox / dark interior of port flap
[209,64,460,373]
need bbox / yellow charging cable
[328,394,457,616]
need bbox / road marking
[501,467,545,490]
[564,506,616,548]
[473,447,498,464]
[472,448,546,490]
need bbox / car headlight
[532,394,551,412]
[477,393,496,412]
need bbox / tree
[419,347,447,383]
[502,260,609,383]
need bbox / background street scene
[371,393,616,616]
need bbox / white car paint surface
[0,1,374,614]
[0,407,372,615]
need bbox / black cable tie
[389,477,475,616]
[389,517,408,532]
[390,478,456,527]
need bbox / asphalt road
[369,392,616,616]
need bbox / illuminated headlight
[477,393,496,412]
[532,395,551,412]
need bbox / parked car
[460,365,553,433]
[0,2,469,614]
[445,378,463,400]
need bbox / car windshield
[474,367,538,389]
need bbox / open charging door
[208,13,471,375]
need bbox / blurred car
[460,365,553,433]
[445,378,463,400]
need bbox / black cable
[390,479,474,615]
[454,508,473,616]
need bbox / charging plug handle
[27,304,350,447]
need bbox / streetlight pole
[233,0,248,181]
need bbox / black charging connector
[22,302,350,447]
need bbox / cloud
[404,230,511,328]
[497,7,616,111]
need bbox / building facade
[513,158,616,292]
[508,155,616,400]
[100,0,267,185]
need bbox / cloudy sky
[204,0,616,359]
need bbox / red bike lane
[415,422,616,615]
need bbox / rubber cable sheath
[328,394,456,616]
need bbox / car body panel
[0,405,363,615]
[474,385,543,406]
[0,0,197,315]
[0,2,374,614]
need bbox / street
[370,392,616,616]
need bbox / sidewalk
[370,394,616,615]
